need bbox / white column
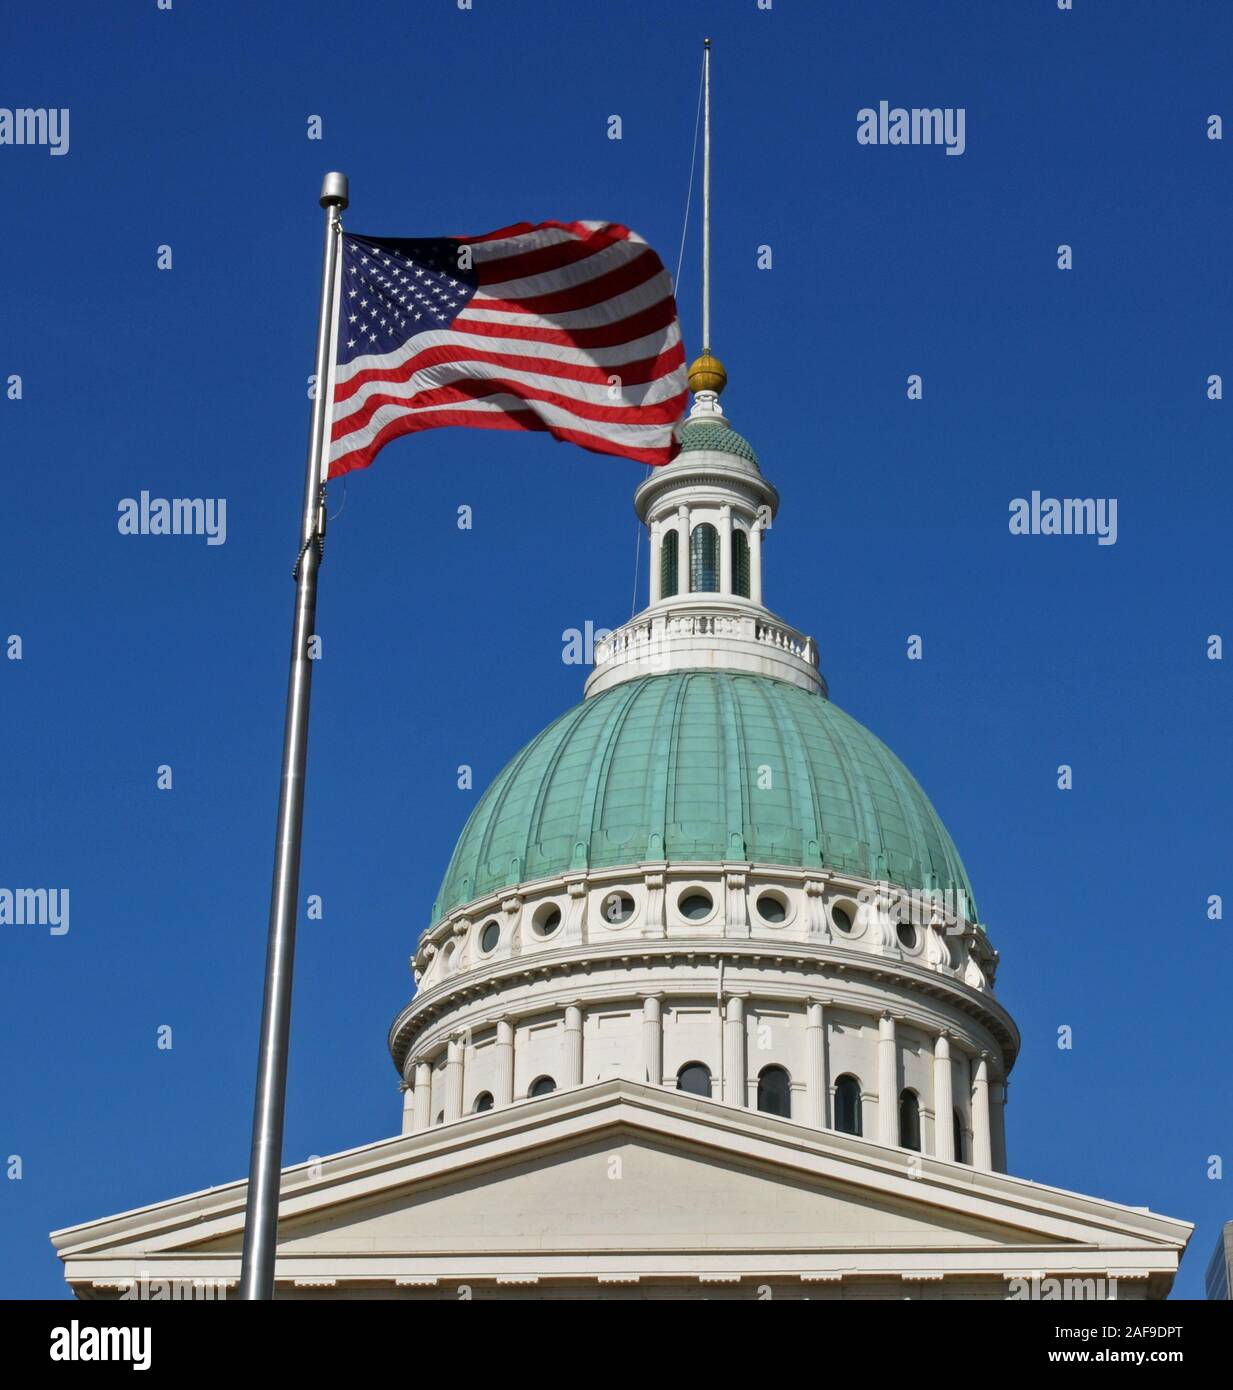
[400,1084,414,1136]
[564,1004,583,1086]
[806,1000,827,1128]
[445,1038,463,1122]
[412,1060,431,1133]
[877,1013,898,1146]
[649,520,663,604]
[972,1052,993,1170]
[750,521,764,605]
[495,1018,514,1106]
[933,1033,954,1161]
[677,505,690,592]
[642,994,663,1085]
[720,504,733,595]
[724,995,746,1106]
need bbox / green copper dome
[431,672,976,926]
[676,421,759,467]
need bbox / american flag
[327,220,688,478]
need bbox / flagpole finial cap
[687,350,727,396]
[320,172,349,209]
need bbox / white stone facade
[396,864,1010,1174]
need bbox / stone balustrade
[585,601,824,699]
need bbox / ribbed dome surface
[431,673,975,926]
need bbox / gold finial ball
[687,350,727,396]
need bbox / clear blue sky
[2,0,1229,1299]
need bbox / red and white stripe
[327,221,687,478]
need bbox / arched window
[732,528,750,598]
[660,527,679,598]
[953,1108,967,1164]
[434,1110,444,1126]
[473,1091,494,1113]
[834,1074,862,1136]
[676,1061,712,1098]
[899,1089,921,1151]
[528,1075,556,1098]
[689,523,719,592]
[757,1064,791,1118]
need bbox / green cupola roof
[676,420,759,467]
[430,671,976,927]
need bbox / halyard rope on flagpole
[630,44,706,620]
[292,481,329,580]
[675,45,706,292]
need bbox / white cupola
[585,357,824,699]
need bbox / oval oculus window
[532,904,562,937]
[680,891,713,921]
[601,892,635,924]
[757,893,787,923]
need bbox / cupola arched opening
[732,527,750,597]
[689,522,719,592]
[528,1075,556,1098]
[660,527,679,598]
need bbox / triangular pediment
[192,1129,1044,1257]
[51,1080,1191,1297]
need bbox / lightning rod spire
[687,37,728,409]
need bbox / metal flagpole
[238,170,348,1301]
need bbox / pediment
[191,1129,1044,1257]
[51,1080,1191,1295]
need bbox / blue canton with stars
[337,234,480,366]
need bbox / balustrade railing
[594,606,818,670]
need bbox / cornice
[388,936,1020,1078]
